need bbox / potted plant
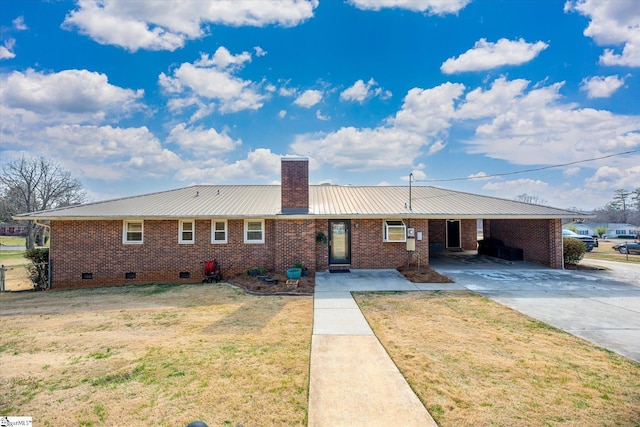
[293,260,308,276]
[286,267,302,280]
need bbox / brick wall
[428,219,477,250]
[461,219,478,250]
[281,159,309,214]
[274,219,316,272]
[51,217,425,289]
[485,218,562,268]
[51,219,280,289]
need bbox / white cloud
[195,47,252,70]
[340,78,391,103]
[4,124,180,181]
[349,0,471,15]
[159,47,266,117]
[455,76,530,119]
[427,140,446,155]
[563,167,581,177]
[167,123,241,157]
[441,38,548,74]
[62,0,318,52]
[278,110,287,119]
[292,127,427,171]
[584,164,640,191]
[482,178,549,198]
[0,39,16,60]
[12,16,28,30]
[254,46,267,57]
[468,171,490,180]
[409,168,427,181]
[390,82,465,135]
[316,110,330,121]
[566,0,640,66]
[0,68,145,123]
[467,80,640,166]
[580,75,626,98]
[294,89,323,108]
[174,148,281,182]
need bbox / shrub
[563,237,586,265]
[24,248,49,289]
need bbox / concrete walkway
[308,262,640,425]
[308,269,465,427]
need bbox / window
[179,220,195,244]
[578,230,589,235]
[123,220,143,244]
[384,220,406,242]
[244,219,265,243]
[211,220,228,244]
[615,230,624,235]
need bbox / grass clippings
[0,283,313,426]
[355,291,640,427]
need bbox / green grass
[0,236,26,247]
[0,250,27,264]
[583,253,640,264]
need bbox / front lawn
[0,283,313,426]
[356,291,640,426]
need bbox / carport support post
[1,264,5,292]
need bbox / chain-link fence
[0,262,48,291]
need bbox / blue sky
[1,0,638,211]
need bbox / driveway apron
[308,269,451,427]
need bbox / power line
[414,149,640,183]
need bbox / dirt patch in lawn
[0,283,313,426]
[355,291,640,427]
[397,265,454,283]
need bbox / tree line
[592,188,640,225]
[1,156,88,249]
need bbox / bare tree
[0,156,89,248]
[612,188,631,222]
[515,193,548,205]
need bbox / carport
[427,217,566,269]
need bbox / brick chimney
[281,158,309,214]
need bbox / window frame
[383,220,407,242]
[179,219,195,244]
[244,219,265,244]
[211,219,228,244]
[123,220,144,244]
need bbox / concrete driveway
[431,258,640,362]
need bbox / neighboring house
[564,222,639,238]
[0,223,27,236]
[15,158,588,289]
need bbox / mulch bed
[226,265,453,295]
[396,265,454,283]
[227,271,315,295]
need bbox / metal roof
[14,184,589,220]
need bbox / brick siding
[281,159,309,213]
[484,218,562,268]
[428,219,477,250]
[49,215,562,289]
[50,217,436,289]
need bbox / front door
[329,220,351,265]
[446,220,461,249]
